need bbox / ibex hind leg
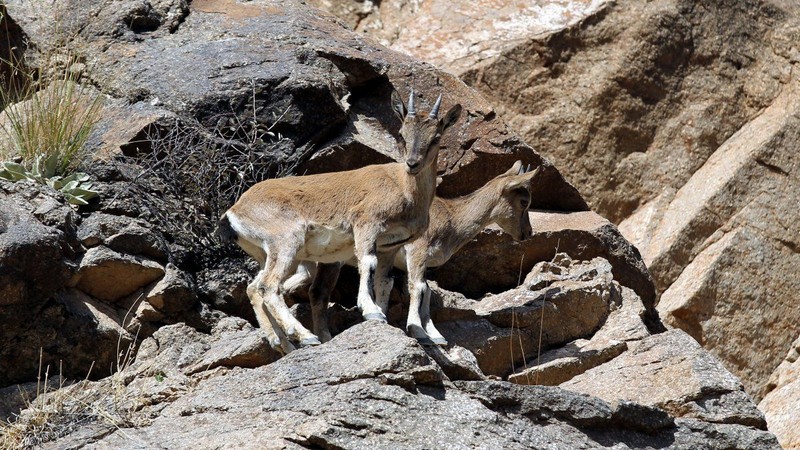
[247,279,295,353]
[309,262,342,343]
[404,246,434,344]
[375,251,396,315]
[257,245,321,349]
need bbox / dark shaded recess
[301,140,395,175]
[0,5,29,109]
[346,75,405,135]
[301,75,400,174]
[437,152,589,212]
[119,121,178,157]
[125,7,162,33]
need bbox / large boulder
[631,81,800,399]
[431,210,659,328]
[508,285,649,386]
[0,182,80,384]
[10,321,781,449]
[434,254,627,378]
[0,181,75,308]
[562,329,767,429]
[73,246,165,302]
[321,0,798,224]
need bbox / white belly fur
[299,223,412,264]
[298,224,356,263]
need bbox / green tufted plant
[0,153,99,205]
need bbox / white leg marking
[357,252,386,321]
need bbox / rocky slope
[312,0,800,445]
[4,320,780,449]
[0,0,784,448]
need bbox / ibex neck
[442,182,500,249]
[402,163,438,206]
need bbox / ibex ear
[439,104,462,132]
[391,89,407,120]
[504,166,541,192]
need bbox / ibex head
[391,89,462,175]
[492,161,541,241]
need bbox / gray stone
[74,246,165,302]
[423,345,486,382]
[438,255,615,377]
[509,339,628,386]
[509,283,650,386]
[77,213,167,260]
[431,211,659,330]
[562,329,767,429]
[144,263,197,314]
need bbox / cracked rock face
[0,0,597,389]
[3,0,585,212]
[0,1,788,448]
[314,0,800,414]
[19,320,781,450]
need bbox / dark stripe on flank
[379,236,413,251]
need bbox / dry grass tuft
[0,29,101,177]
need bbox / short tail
[217,213,238,244]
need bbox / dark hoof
[299,337,322,347]
[364,313,387,322]
[416,336,436,346]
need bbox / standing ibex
[291,162,540,345]
[218,89,461,352]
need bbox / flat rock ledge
[5,321,780,450]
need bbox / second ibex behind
[218,89,461,353]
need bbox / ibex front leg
[354,229,387,322]
[405,245,434,345]
[421,282,447,345]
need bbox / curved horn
[407,89,416,117]
[429,93,442,119]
